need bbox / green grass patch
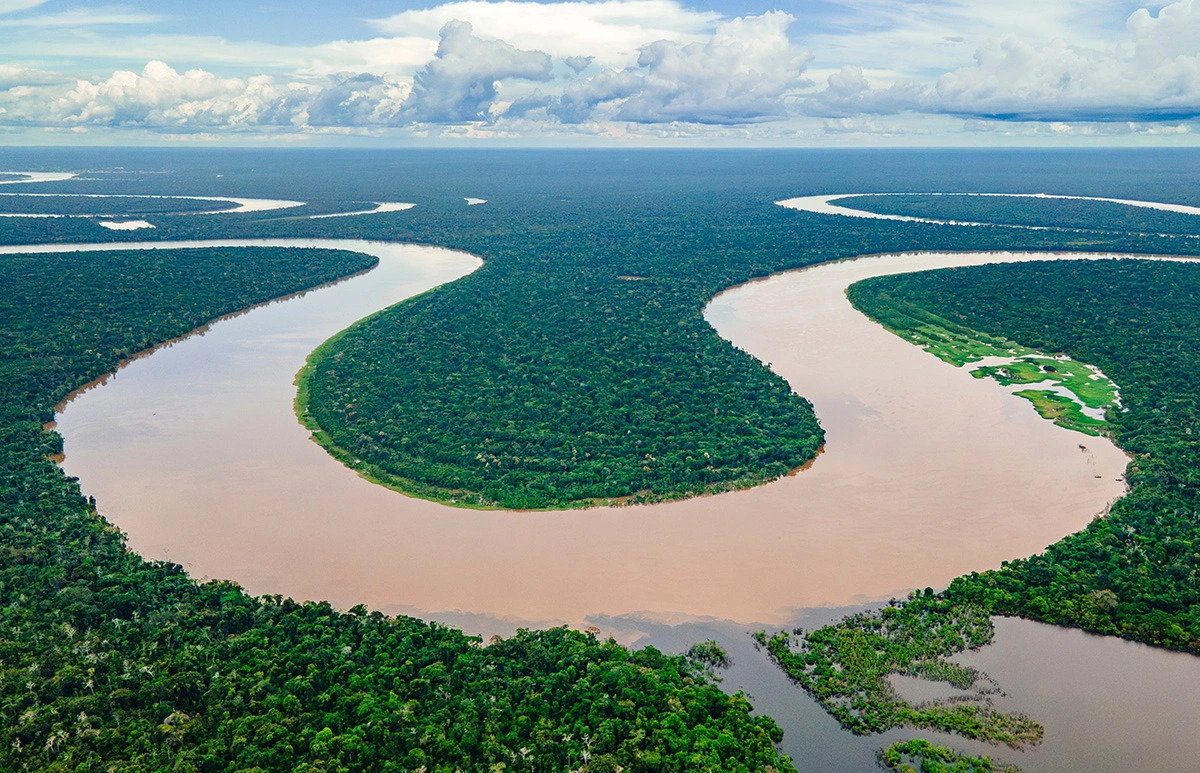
[1012,389,1109,436]
[846,292,1033,367]
[972,357,1119,410]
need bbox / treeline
[762,258,1199,760]
[0,195,237,216]
[762,593,1041,747]
[834,194,1200,236]
[0,246,791,771]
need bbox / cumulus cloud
[933,0,1200,122]
[512,12,811,125]
[398,20,553,124]
[803,65,927,117]
[369,0,720,70]
[564,55,594,73]
[0,22,552,132]
[806,0,1200,122]
[304,73,410,126]
[0,61,308,129]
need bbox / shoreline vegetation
[760,594,1043,748]
[843,287,1122,436]
[832,193,1200,236]
[295,271,825,510]
[878,739,1021,773]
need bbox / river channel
[36,242,1137,628]
[20,238,1200,771]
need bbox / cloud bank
[0,0,1198,140]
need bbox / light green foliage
[878,739,1021,773]
[849,258,1200,651]
[1011,389,1108,435]
[852,299,1030,367]
[853,284,1122,436]
[763,594,1041,748]
[687,641,733,670]
[971,357,1117,410]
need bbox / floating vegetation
[878,739,1022,773]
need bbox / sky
[1,0,1198,145]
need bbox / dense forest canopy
[765,258,1200,759]
[0,195,238,216]
[832,194,1200,235]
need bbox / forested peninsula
[852,259,1200,649]
[280,191,1200,510]
[832,194,1200,235]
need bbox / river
[18,238,1199,772]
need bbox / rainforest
[3,148,1200,772]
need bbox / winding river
[38,242,1136,628]
[13,207,1200,770]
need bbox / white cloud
[369,0,721,70]
[0,63,68,89]
[0,7,161,27]
[0,61,307,129]
[398,20,553,124]
[0,0,47,14]
[801,0,1200,122]
[933,0,1200,121]
[510,12,811,125]
[1,0,1197,142]
[305,73,410,126]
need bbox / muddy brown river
[10,236,1199,772]
[34,242,1138,628]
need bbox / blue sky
[1,0,1198,145]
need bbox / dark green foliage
[835,194,1200,236]
[764,595,1040,747]
[291,188,1198,510]
[851,259,1200,651]
[0,245,792,771]
[0,195,237,215]
[877,739,1021,773]
[297,265,824,509]
[687,641,732,670]
[8,150,1200,768]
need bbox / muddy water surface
[47,245,1136,628]
[36,240,1200,771]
